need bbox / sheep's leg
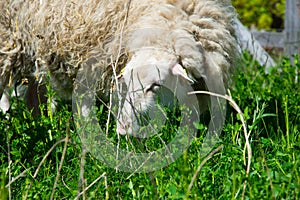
[0,88,10,113]
[0,69,12,113]
[24,79,48,116]
[0,79,51,116]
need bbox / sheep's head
[115,48,194,137]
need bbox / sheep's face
[116,49,194,137]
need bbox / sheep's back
[0,0,239,99]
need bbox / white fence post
[235,18,276,69]
[284,0,300,61]
[284,0,300,83]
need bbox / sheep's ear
[171,63,194,83]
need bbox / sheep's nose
[116,118,130,135]
[117,126,126,135]
[116,123,126,135]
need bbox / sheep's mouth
[135,87,182,132]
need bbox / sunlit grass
[0,53,299,199]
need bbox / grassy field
[0,52,299,199]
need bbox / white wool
[0,0,239,135]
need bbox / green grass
[0,52,299,199]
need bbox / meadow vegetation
[0,52,299,199]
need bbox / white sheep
[0,0,239,135]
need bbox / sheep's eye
[146,83,161,93]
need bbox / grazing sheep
[0,0,239,135]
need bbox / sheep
[0,0,239,135]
